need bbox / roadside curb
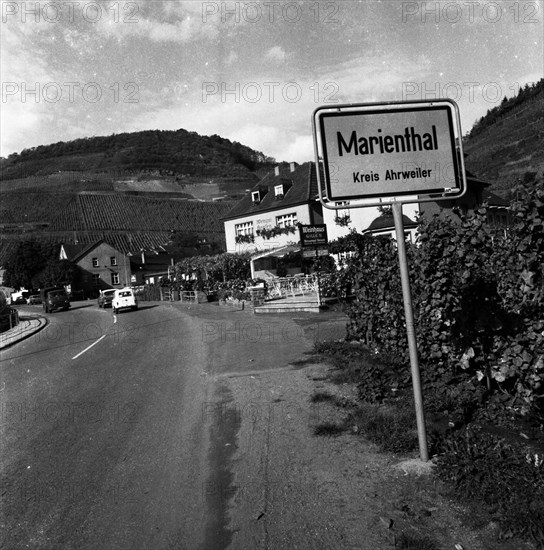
[0,312,48,351]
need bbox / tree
[168,231,223,258]
[2,241,56,289]
[32,259,76,288]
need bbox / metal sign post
[312,99,467,462]
[392,201,428,462]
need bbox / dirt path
[219,359,536,550]
[176,302,536,550]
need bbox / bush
[347,402,418,453]
[436,426,544,544]
[334,179,544,417]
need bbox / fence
[0,308,19,333]
[266,275,318,300]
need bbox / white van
[112,288,138,314]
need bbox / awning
[251,244,301,261]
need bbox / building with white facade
[223,161,507,277]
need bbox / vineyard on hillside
[0,191,236,263]
[0,193,74,225]
[0,172,116,193]
[57,195,233,233]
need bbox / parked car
[112,288,138,314]
[10,290,29,305]
[98,289,116,308]
[27,295,42,305]
[41,287,70,313]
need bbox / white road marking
[72,335,106,360]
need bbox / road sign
[312,99,466,205]
[299,224,328,248]
[310,99,467,462]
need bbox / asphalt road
[1,301,347,550]
[0,302,220,550]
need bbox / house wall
[224,203,314,254]
[76,242,132,297]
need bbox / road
[1,302,218,550]
[0,301,340,550]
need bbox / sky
[1,0,543,162]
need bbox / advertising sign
[302,248,329,258]
[313,99,466,203]
[299,224,328,248]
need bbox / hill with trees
[0,129,278,265]
[463,78,544,197]
[0,128,275,183]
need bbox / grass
[346,402,418,453]
[313,422,345,437]
[310,391,336,403]
[395,532,439,550]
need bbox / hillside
[0,128,275,184]
[463,79,544,197]
[0,128,279,264]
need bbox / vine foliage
[340,178,544,416]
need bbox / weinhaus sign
[313,99,466,204]
[299,224,328,248]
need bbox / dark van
[41,287,70,313]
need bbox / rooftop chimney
[290,162,296,173]
[274,166,280,176]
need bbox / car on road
[41,287,70,313]
[98,289,116,308]
[27,294,42,305]
[112,288,138,314]
[10,290,29,305]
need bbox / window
[335,201,351,220]
[111,273,120,285]
[251,191,260,204]
[276,213,297,228]
[92,257,99,268]
[235,221,254,236]
[274,184,284,199]
[337,251,355,262]
[92,274,100,286]
[110,256,117,266]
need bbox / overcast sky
[1,0,542,162]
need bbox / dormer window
[274,184,285,200]
[252,191,261,204]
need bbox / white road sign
[313,100,466,203]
